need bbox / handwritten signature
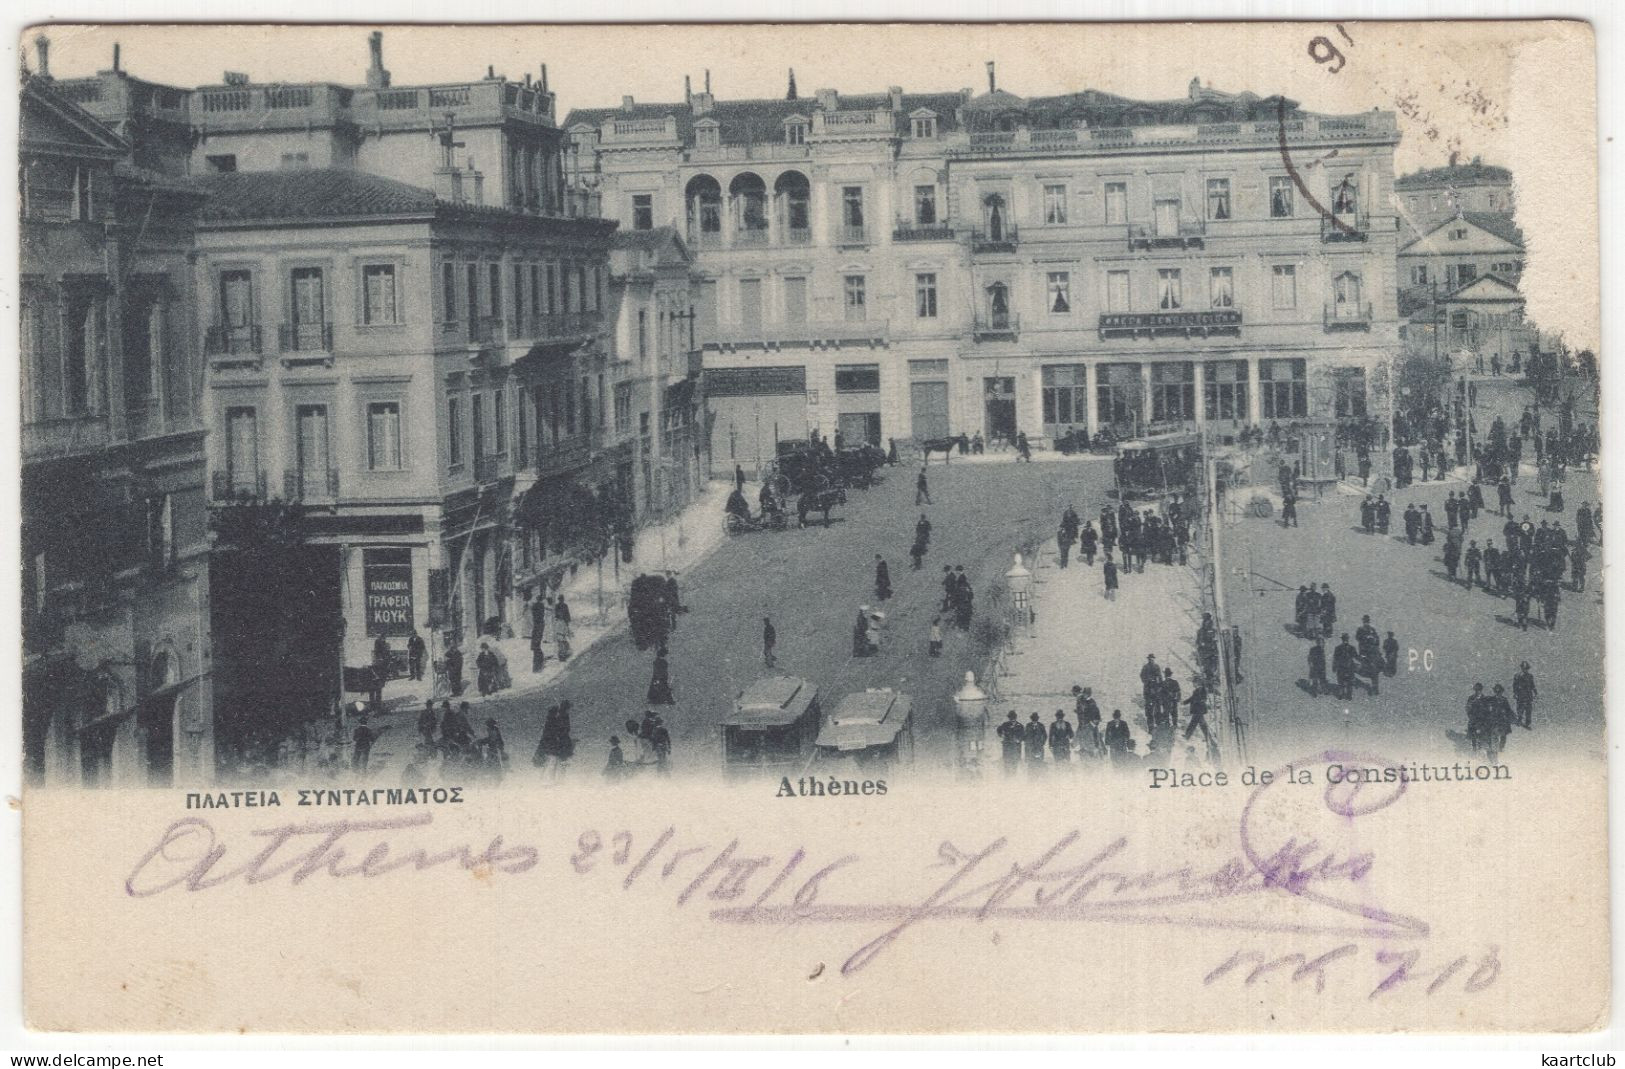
[121,752,1496,994]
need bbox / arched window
[773,171,810,243]
[728,172,768,243]
[685,175,723,248]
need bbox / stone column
[1246,355,1263,425]
[1192,360,1207,429]
[1084,361,1099,438]
[1141,361,1154,431]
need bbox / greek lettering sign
[362,548,414,636]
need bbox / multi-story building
[567,71,1403,463]
[1394,155,1514,233]
[20,47,214,786]
[605,228,707,526]
[52,33,620,754]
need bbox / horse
[919,434,969,465]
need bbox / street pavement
[369,455,1116,780]
[1226,380,1603,766]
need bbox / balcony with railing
[970,226,1019,254]
[193,83,354,129]
[811,109,895,140]
[278,322,334,353]
[532,435,596,478]
[948,113,1399,157]
[1324,302,1374,331]
[530,311,601,342]
[211,469,269,504]
[972,313,1020,342]
[22,414,111,462]
[283,467,340,502]
[733,226,770,247]
[205,324,263,358]
[785,226,812,246]
[353,78,555,129]
[705,318,890,352]
[1097,309,1243,340]
[1127,220,1206,251]
[894,223,957,243]
[1320,211,1371,242]
[836,224,871,247]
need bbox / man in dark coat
[874,555,892,600]
[407,629,427,681]
[1140,655,1161,724]
[1160,669,1182,733]
[1103,711,1131,758]
[1513,662,1537,729]
[1464,540,1482,587]
[1080,522,1099,566]
[1382,631,1400,676]
[1023,712,1048,769]
[996,712,1024,774]
[1332,634,1358,700]
[916,513,932,550]
[444,642,464,696]
[1182,681,1212,744]
[1048,711,1074,763]
[1307,638,1328,696]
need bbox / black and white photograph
[7,14,1612,1041]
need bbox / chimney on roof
[34,35,50,80]
[524,73,531,87]
[366,31,391,88]
[684,74,692,104]
[622,95,635,109]
[705,70,711,94]
[986,60,995,94]
[1189,75,1201,100]
[787,68,797,100]
[888,85,902,111]
[112,42,121,73]
[540,64,548,93]
[486,65,496,81]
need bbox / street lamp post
[1005,553,1033,637]
[953,670,988,774]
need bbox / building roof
[564,91,968,144]
[611,225,679,252]
[1460,211,1524,248]
[1395,159,1512,191]
[195,168,438,222]
[1444,273,1524,302]
[20,75,129,158]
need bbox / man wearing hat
[996,711,1023,774]
[1048,711,1074,763]
[1023,712,1048,771]
[1513,663,1538,729]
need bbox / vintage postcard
[13,19,1605,1034]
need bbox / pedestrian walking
[647,644,675,705]
[916,467,931,506]
[1307,638,1328,696]
[1023,712,1047,771]
[476,641,498,697]
[417,699,438,748]
[1383,631,1400,676]
[554,595,573,661]
[1102,555,1118,600]
[1056,524,1072,568]
[928,617,943,658]
[762,617,776,668]
[1281,492,1298,528]
[407,629,427,682]
[1016,431,1032,462]
[997,712,1023,774]
[1049,711,1074,763]
[1080,522,1098,566]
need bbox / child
[928,617,943,657]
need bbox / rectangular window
[368,401,402,470]
[614,383,633,435]
[631,194,653,231]
[447,396,463,467]
[441,262,458,322]
[842,187,865,229]
[146,493,174,570]
[512,263,525,326]
[1206,178,1231,220]
[1410,265,1430,286]
[493,388,507,454]
[914,185,937,226]
[71,166,94,221]
[219,269,255,329]
[1271,264,1297,309]
[1334,368,1368,419]
[1104,182,1127,224]
[471,394,485,461]
[1041,365,1087,430]
[1157,268,1182,310]
[1151,363,1195,423]
[911,117,936,139]
[915,273,938,318]
[1209,267,1234,309]
[1047,271,1071,314]
[637,309,648,360]
[785,123,806,145]
[1106,270,1130,313]
[1269,176,1295,218]
[1154,198,1180,237]
[1043,184,1068,225]
[295,404,330,488]
[465,263,479,326]
[1203,360,1248,421]
[844,275,867,321]
[738,278,763,331]
[835,364,881,393]
[1456,262,1477,284]
[1260,358,1307,419]
[529,264,541,322]
[783,277,807,323]
[226,406,259,490]
[362,263,398,325]
[488,263,502,318]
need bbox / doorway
[984,376,1017,441]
